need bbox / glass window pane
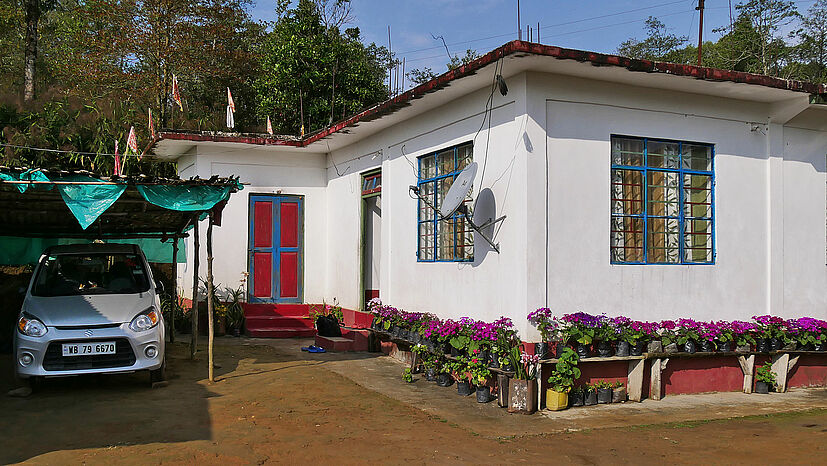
[418,222,434,261]
[611,169,644,215]
[437,149,454,176]
[682,144,712,171]
[435,176,454,211]
[611,216,644,262]
[436,218,454,260]
[421,155,436,179]
[683,174,712,218]
[457,144,473,170]
[647,141,680,169]
[647,217,680,263]
[611,137,644,166]
[684,219,713,262]
[647,171,680,217]
[418,181,434,221]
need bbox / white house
[154,41,827,339]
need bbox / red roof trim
[159,40,827,148]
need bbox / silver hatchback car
[15,243,166,385]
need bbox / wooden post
[207,215,215,383]
[737,354,755,393]
[190,218,200,360]
[650,358,669,401]
[627,359,645,402]
[169,238,178,344]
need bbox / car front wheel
[149,358,166,385]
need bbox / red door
[249,195,303,303]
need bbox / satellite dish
[438,162,477,218]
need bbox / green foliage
[224,286,245,331]
[617,17,688,61]
[160,293,188,333]
[309,299,343,324]
[756,362,777,386]
[547,347,580,393]
[467,351,491,385]
[254,0,389,135]
[402,367,414,383]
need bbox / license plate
[62,342,116,357]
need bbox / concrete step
[315,335,353,352]
[247,327,316,338]
[245,315,314,329]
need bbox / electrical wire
[0,142,149,158]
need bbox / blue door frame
[248,194,304,303]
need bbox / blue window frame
[417,142,474,262]
[610,135,715,264]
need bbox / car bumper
[14,323,164,378]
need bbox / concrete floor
[225,337,827,438]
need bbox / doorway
[361,171,381,308]
[248,194,304,303]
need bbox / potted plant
[595,380,613,404]
[528,307,554,359]
[753,315,785,352]
[658,320,678,353]
[583,383,598,406]
[611,381,627,403]
[569,386,585,407]
[714,321,735,352]
[675,319,701,353]
[402,368,415,383]
[755,362,776,394]
[546,347,580,411]
[595,315,617,357]
[698,321,719,353]
[469,353,493,403]
[224,286,245,336]
[561,312,601,358]
[506,346,539,414]
[731,320,757,353]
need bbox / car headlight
[129,307,160,332]
[18,315,48,337]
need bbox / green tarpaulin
[0,236,186,264]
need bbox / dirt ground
[2,339,827,465]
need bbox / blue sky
[251,1,817,87]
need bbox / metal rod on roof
[517,0,522,40]
[697,0,705,66]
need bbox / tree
[730,0,799,75]
[617,16,688,61]
[406,47,480,86]
[792,0,827,82]
[254,0,389,135]
[406,67,437,86]
[447,48,480,70]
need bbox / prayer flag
[172,75,183,111]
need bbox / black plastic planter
[770,338,783,351]
[756,339,771,353]
[425,368,437,381]
[570,391,585,407]
[755,381,770,394]
[576,343,592,359]
[615,341,631,357]
[443,342,452,355]
[450,346,460,357]
[476,386,493,403]
[457,381,475,396]
[597,340,613,358]
[631,341,646,356]
[478,350,490,365]
[814,343,826,352]
[717,340,733,352]
[584,389,597,406]
[535,342,549,360]
[700,340,715,353]
[597,388,613,404]
[555,342,568,358]
[436,374,453,387]
[683,340,697,354]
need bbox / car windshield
[32,253,150,297]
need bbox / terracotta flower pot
[507,379,537,414]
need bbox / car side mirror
[155,280,165,294]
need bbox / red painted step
[244,315,315,329]
[247,327,317,338]
[242,303,310,317]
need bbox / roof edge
[156,40,827,151]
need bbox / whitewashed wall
[531,72,827,323]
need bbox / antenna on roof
[409,161,506,253]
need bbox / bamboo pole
[170,238,178,344]
[207,215,215,383]
[190,218,200,359]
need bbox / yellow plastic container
[546,389,569,411]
